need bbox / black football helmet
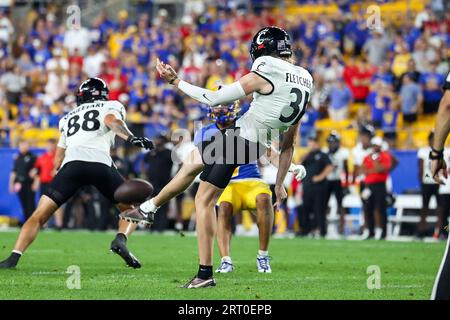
[360,124,375,138]
[327,131,341,152]
[250,26,292,61]
[76,77,109,105]
[327,131,341,144]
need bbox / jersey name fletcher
[285,72,313,89]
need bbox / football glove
[289,164,307,181]
[127,136,154,150]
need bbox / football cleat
[119,207,154,225]
[215,260,234,273]
[181,276,216,289]
[256,255,272,273]
[0,257,17,269]
[110,237,141,269]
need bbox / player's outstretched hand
[431,158,448,185]
[289,164,307,181]
[127,136,154,150]
[274,184,287,212]
[156,58,178,84]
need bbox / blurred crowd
[0,0,449,236]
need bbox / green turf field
[0,230,446,300]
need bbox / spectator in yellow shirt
[205,59,234,90]
[391,42,412,78]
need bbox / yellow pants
[217,180,272,213]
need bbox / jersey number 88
[67,110,101,137]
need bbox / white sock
[12,250,22,256]
[258,250,268,257]
[140,198,159,214]
[375,228,383,239]
[221,256,232,263]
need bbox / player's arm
[389,152,399,172]
[313,164,334,183]
[30,161,40,192]
[8,171,16,193]
[431,89,450,183]
[54,147,66,171]
[274,123,299,209]
[104,114,153,150]
[155,58,271,106]
[434,89,450,152]
[418,155,424,183]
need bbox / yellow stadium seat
[412,119,434,131]
[293,146,308,163]
[315,119,352,131]
[349,103,366,117]
[40,128,60,141]
[341,129,358,148]
[396,130,409,149]
[412,130,430,148]
[375,130,384,138]
[21,128,40,140]
[281,4,339,16]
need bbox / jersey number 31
[67,110,101,137]
[279,88,309,126]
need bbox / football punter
[0,78,153,270]
[204,104,305,274]
[122,27,313,288]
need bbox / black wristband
[431,147,444,155]
[429,149,444,160]
[126,136,135,143]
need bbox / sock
[7,252,22,266]
[375,228,383,238]
[258,250,268,257]
[197,264,213,280]
[221,256,232,263]
[116,233,127,242]
[140,198,159,214]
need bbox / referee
[429,70,450,300]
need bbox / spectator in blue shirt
[371,61,394,86]
[400,74,423,124]
[129,81,148,107]
[368,80,395,128]
[329,79,353,121]
[420,61,445,114]
[300,104,319,147]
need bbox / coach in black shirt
[142,135,173,232]
[9,140,37,222]
[298,134,333,237]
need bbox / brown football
[114,179,154,204]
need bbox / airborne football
[0,0,449,305]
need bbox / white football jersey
[351,143,372,181]
[236,56,313,147]
[57,100,126,167]
[323,147,350,181]
[417,146,435,184]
